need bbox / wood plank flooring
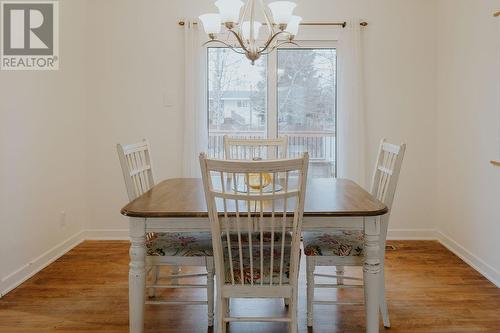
[0,241,499,333]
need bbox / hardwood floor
[0,241,499,333]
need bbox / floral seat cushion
[223,246,293,285]
[222,232,294,285]
[303,231,364,257]
[146,233,213,257]
[225,232,289,248]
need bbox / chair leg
[336,265,345,285]
[379,267,391,328]
[288,289,298,333]
[306,256,315,327]
[206,258,215,327]
[219,297,227,333]
[378,237,391,329]
[149,265,160,297]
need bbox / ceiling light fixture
[199,0,302,65]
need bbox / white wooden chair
[224,135,291,306]
[117,139,215,326]
[224,135,288,160]
[199,152,309,333]
[303,139,406,328]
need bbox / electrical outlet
[60,211,66,227]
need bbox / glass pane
[277,49,337,178]
[208,48,267,159]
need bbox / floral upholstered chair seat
[146,233,213,257]
[222,246,293,285]
[222,232,294,285]
[225,232,290,248]
[303,231,364,257]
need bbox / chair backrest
[117,139,155,201]
[224,135,288,161]
[370,139,406,211]
[199,153,309,288]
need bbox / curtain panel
[183,20,208,177]
[337,20,367,187]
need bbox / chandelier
[199,0,302,65]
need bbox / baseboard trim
[436,231,500,288]
[387,228,437,240]
[0,231,85,298]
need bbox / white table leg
[363,216,381,333]
[129,218,146,333]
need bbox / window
[208,44,337,177]
[207,48,267,159]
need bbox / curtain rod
[178,21,368,28]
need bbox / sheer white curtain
[337,20,367,187]
[183,20,208,177]
[497,16,500,159]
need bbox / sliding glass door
[276,48,337,177]
[207,43,337,177]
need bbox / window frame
[206,40,339,176]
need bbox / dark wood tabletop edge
[120,195,145,217]
[121,207,389,218]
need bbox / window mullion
[267,50,278,139]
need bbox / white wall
[85,0,439,239]
[0,1,88,294]
[84,0,186,233]
[436,0,500,285]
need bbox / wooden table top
[121,178,388,218]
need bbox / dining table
[121,177,388,333]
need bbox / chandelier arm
[260,30,289,53]
[202,39,247,54]
[259,41,299,55]
[286,41,300,47]
[227,29,250,53]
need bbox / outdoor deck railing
[208,130,336,177]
